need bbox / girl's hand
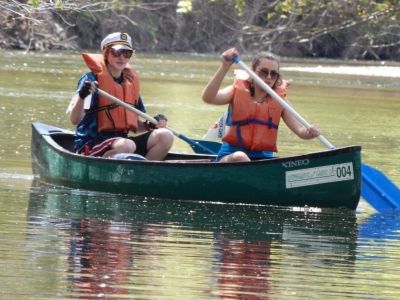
[221,48,240,66]
[307,125,321,138]
[78,81,97,100]
[145,114,168,129]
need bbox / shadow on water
[24,180,365,299]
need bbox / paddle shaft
[97,88,217,155]
[234,58,335,150]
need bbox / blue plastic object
[361,163,400,211]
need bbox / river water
[0,50,400,299]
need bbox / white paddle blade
[203,112,229,140]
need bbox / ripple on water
[0,173,34,180]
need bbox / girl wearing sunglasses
[202,48,320,162]
[68,32,173,160]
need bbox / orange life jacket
[82,53,140,132]
[222,77,287,152]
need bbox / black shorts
[128,131,152,156]
[86,131,152,157]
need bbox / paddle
[96,88,218,155]
[232,56,400,211]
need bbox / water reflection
[215,239,272,299]
[68,220,133,298]
[25,181,364,299]
[359,212,400,240]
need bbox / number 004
[336,165,352,178]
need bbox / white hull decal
[286,162,354,188]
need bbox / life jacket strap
[232,117,279,149]
[86,103,119,115]
[231,117,278,129]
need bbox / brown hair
[103,47,111,65]
[249,51,282,95]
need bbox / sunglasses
[257,68,280,80]
[110,48,134,59]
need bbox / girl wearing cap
[68,32,173,160]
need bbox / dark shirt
[74,72,146,152]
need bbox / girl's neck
[107,64,123,79]
[253,87,266,99]
[253,92,267,103]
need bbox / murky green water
[1,50,400,299]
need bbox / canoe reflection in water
[68,219,132,297]
[27,182,359,299]
[216,239,272,298]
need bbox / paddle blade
[190,139,222,155]
[361,163,400,211]
[202,113,229,140]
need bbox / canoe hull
[31,123,361,209]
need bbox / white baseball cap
[100,32,133,51]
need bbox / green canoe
[31,122,362,209]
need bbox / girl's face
[253,58,280,88]
[106,48,133,73]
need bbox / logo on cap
[120,33,128,41]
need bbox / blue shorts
[216,142,274,161]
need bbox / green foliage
[28,0,41,8]
[113,0,126,11]
[146,25,157,40]
[177,0,193,13]
[177,0,246,15]
[235,0,244,16]
[55,0,64,9]
[27,0,64,9]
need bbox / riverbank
[1,1,399,61]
